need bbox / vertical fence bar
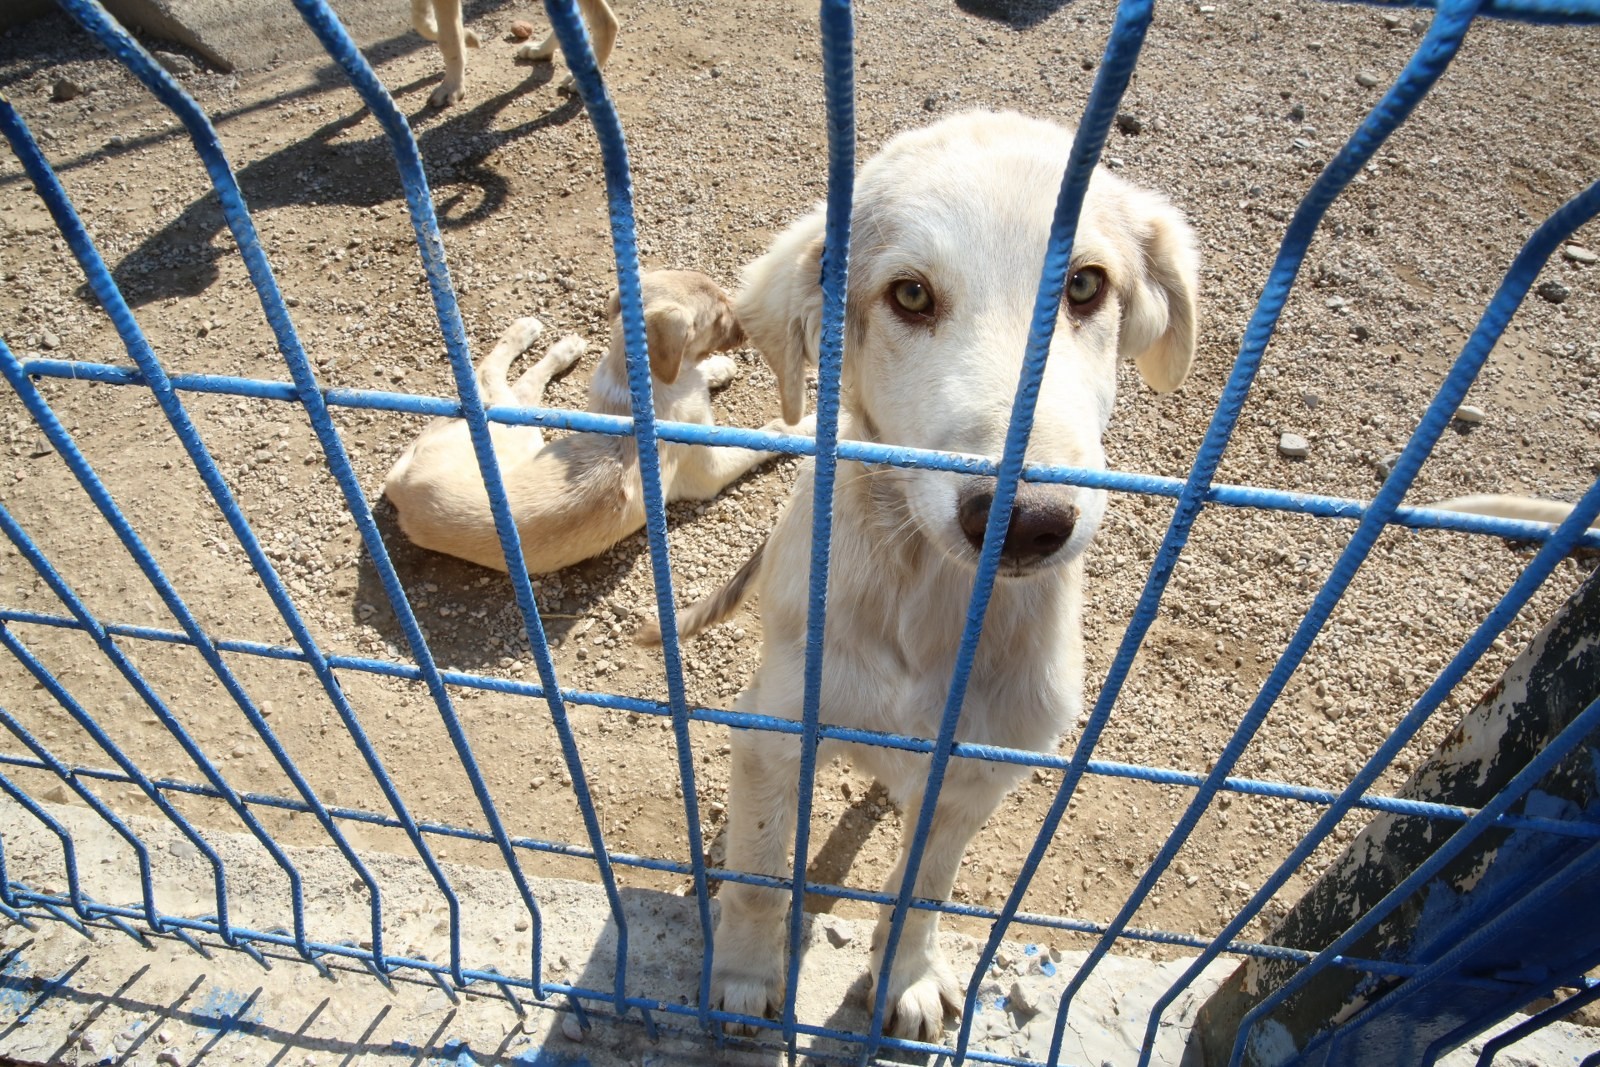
[0,98,393,965]
[0,771,89,929]
[289,0,642,1004]
[780,0,855,1052]
[48,0,484,985]
[868,1,1152,1057]
[1136,181,1600,1066]
[0,701,164,935]
[1049,0,1493,1050]
[532,0,720,1017]
[940,0,1486,1060]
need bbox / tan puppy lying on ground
[384,270,800,573]
[1429,494,1598,530]
[410,0,619,106]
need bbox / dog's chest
[819,550,1080,754]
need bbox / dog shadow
[351,496,638,673]
[96,33,582,307]
[955,0,1077,30]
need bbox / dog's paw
[702,355,739,390]
[464,28,481,48]
[867,950,961,1042]
[428,81,466,108]
[516,36,557,62]
[762,413,816,438]
[556,73,580,95]
[710,958,785,1035]
[546,334,586,372]
[506,316,545,350]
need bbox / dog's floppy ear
[644,302,693,385]
[1118,194,1200,394]
[608,287,692,385]
[736,208,827,425]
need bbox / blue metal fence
[3,0,1600,1063]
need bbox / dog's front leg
[868,785,994,1042]
[424,0,477,106]
[711,721,800,1031]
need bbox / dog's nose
[957,480,1078,565]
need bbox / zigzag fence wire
[2,0,1599,1063]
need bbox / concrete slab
[0,803,1593,1065]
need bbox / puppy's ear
[1118,194,1200,394]
[644,302,693,385]
[736,208,827,425]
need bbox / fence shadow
[353,496,639,671]
[0,951,544,1065]
[97,53,581,307]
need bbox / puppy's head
[608,269,746,384]
[737,110,1199,575]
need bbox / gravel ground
[1,0,1598,1033]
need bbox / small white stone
[1009,979,1043,1018]
[1453,405,1486,425]
[1278,433,1310,459]
[561,1013,586,1042]
[1563,244,1598,265]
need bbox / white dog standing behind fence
[672,109,1201,1041]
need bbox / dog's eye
[889,278,935,318]
[1065,266,1108,312]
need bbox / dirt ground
[1,0,1598,1023]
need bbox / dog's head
[736,110,1199,576]
[608,269,746,384]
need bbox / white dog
[384,270,799,573]
[670,111,1200,1040]
[409,0,618,106]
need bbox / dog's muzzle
[956,478,1079,569]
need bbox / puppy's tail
[635,540,765,647]
[1429,494,1597,530]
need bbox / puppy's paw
[505,316,545,350]
[516,35,557,62]
[428,81,466,108]
[464,28,481,48]
[701,355,739,390]
[556,73,580,95]
[710,957,785,1035]
[762,413,816,438]
[867,949,961,1042]
[545,334,586,373]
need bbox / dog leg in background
[669,411,815,503]
[712,723,802,1029]
[518,0,620,94]
[411,0,480,107]
[509,335,587,407]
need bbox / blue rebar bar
[0,94,391,968]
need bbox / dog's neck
[588,340,641,417]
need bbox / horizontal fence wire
[2,0,1599,1062]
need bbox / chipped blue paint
[195,988,263,1036]
[0,955,33,1017]
[509,1046,591,1067]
